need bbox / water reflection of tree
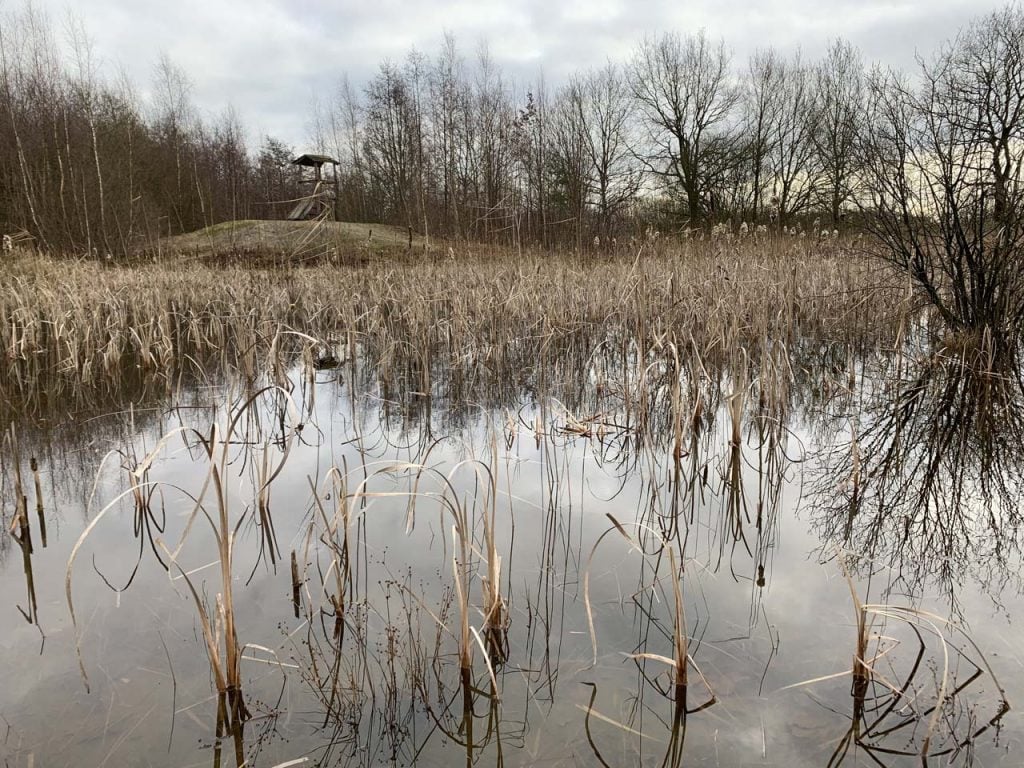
[803,343,1021,765]
[813,345,1024,600]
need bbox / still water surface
[1,356,1021,766]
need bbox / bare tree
[256,135,295,206]
[859,5,1024,357]
[510,82,550,248]
[333,74,371,222]
[363,61,418,224]
[0,5,277,254]
[548,81,590,249]
[429,34,470,236]
[768,52,820,224]
[210,105,250,223]
[68,17,109,252]
[473,43,516,241]
[151,52,198,232]
[577,63,641,240]
[742,48,782,221]
[949,5,1024,227]
[548,64,641,246]
[813,39,864,225]
[631,31,738,221]
[404,49,430,240]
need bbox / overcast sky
[24,0,1010,147]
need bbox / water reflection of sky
[1,360,1022,766]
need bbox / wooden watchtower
[287,153,339,221]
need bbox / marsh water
[2,340,1023,767]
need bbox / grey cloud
[31,0,1010,146]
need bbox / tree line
[1,2,1022,257]
[0,4,300,255]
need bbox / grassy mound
[155,219,425,265]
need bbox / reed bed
[1,237,907,426]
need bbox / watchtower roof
[292,153,338,167]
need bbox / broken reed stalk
[585,514,715,712]
[17,526,39,624]
[668,546,688,711]
[7,428,39,625]
[186,389,297,723]
[290,549,301,619]
[727,353,746,449]
[329,471,352,641]
[307,468,351,642]
[451,526,473,674]
[153,418,253,726]
[257,442,280,569]
[30,456,46,547]
[6,425,31,553]
[126,449,151,517]
[8,432,39,625]
[481,431,508,666]
[841,560,870,740]
[668,342,685,536]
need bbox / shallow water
[1,354,1022,767]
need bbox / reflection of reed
[583,516,717,767]
[291,425,526,764]
[63,388,305,767]
[520,410,575,707]
[785,557,1010,765]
